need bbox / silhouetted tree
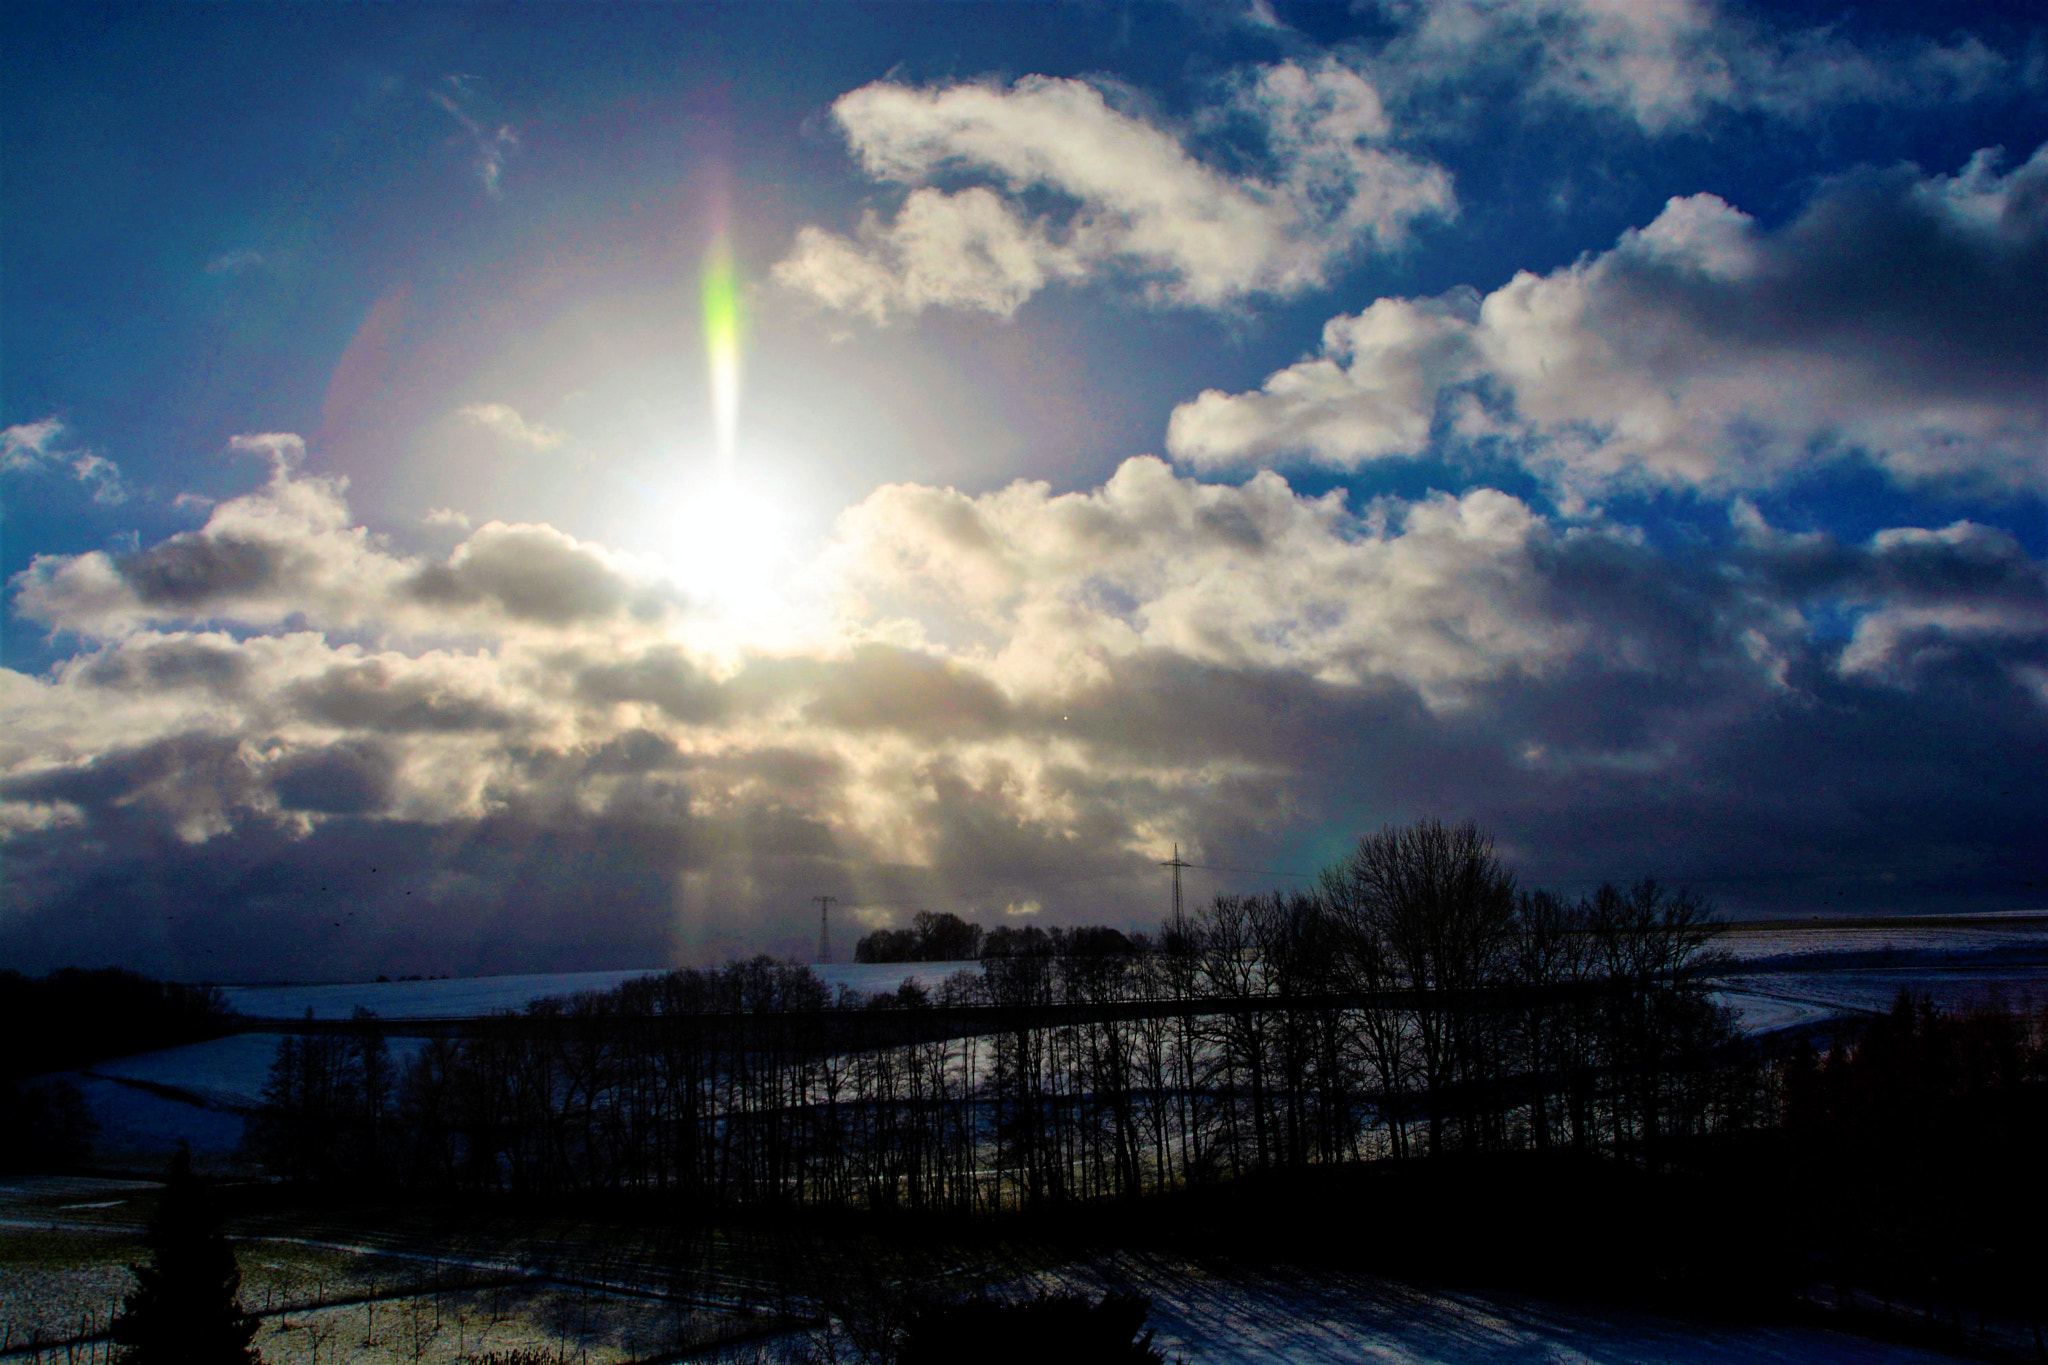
[1781,990,2048,1342]
[913,911,985,961]
[0,968,232,1079]
[110,1147,262,1364]
[855,912,987,962]
[238,819,1763,1221]
[1325,819,1518,1155]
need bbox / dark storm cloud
[1589,152,2048,403]
[3,732,257,814]
[576,646,729,723]
[283,659,517,733]
[578,727,687,775]
[78,636,252,694]
[405,523,672,626]
[790,646,1016,738]
[271,740,397,815]
[0,806,688,982]
[117,535,280,607]
[1754,518,2048,606]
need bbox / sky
[3,0,2045,980]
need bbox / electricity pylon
[813,895,837,963]
[1159,844,1190,936]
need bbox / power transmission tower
[813,895,838,963]
[1159,843,1190,936]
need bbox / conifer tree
[111,1146,262,1364]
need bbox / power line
[1186,861,1319,882]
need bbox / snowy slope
[220,961,981,1021]
[1008,1253,1976,1365]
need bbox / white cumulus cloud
[1361,0,2010,134]
[459,402,566,451]
[1169,143,2048,494]
[775,63,1453,321]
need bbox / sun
[648,475,789,615]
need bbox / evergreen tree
[111,1146,262,1364]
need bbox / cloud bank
[5,445,2043,977]
[1169,144,2048,493]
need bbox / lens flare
[702,237,742,479]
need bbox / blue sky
[4,0,2045,979]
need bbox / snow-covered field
[1719,966,2046,1022]
[1710,916,2048,1030]
[83,1032,433,1131]
[1712,921,2048,964]
[64,1072,249,1165]
[220,961,981,1021]
[992,1253,1977,1365]
[206,918,2047,1026]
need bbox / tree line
[247,820,1763,1208]
[855,912,988,963]
[1,967,233,1079]
[1,967,234,1172]
[1780,990,2047,1345]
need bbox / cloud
[1735,513,2048,686]
[432,75,519,199]
[3,453,2043,976]
[458,402,564,451]
[2,418,65,472]
[404,522,674,626]
[204,249,267,276]
[2,417,132,504]
[1169,143,2048,493]
[11,434,678,639]
[824,456,1603,704]
[774,63,1453,321]
[1360,0,2010,134]
[230,431,308,465]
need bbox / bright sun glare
[643,227,797,622]
[656,478,788,614]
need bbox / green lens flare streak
[702,241,742,480]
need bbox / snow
[1720,968,2046,1022]
[977,1254,1979,1365]
[1710,988,1837,1035]
[219,961,982,1021]
[1712,921,2048,965]
[220,970,666,1021]
[210,924,2048,1032]
[87,1032,430,1113]
[64,1072,249,1163]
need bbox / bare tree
[1326,819,1518,1155]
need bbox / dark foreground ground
[4,1148,2037,1364]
